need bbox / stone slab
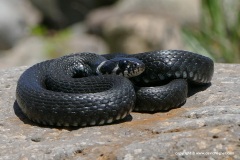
[0,63,239,160]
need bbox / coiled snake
[16,50,214,127]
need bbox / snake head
[118,58,145,78]
[96,57,145,78]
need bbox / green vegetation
[182,0,240,63]
[31,25,48,36]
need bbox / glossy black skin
[131,50,213,85]
[16,50,214,127]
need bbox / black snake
[16,50,214,127]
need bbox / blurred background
[0,0,239,68]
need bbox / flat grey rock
[0,63,239,160]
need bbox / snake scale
[16,50,214,127]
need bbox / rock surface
[0,63,239,160]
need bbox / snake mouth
[119,64,145,78]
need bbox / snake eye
[118,59,129,70]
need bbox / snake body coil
[16,50,214,127]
